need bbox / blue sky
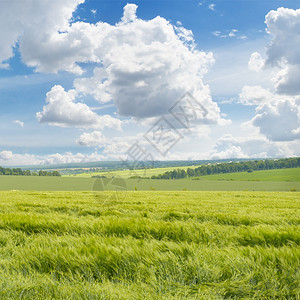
[0,0,300,165]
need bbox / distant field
[65,165,198,178]
[1,175,300,191]
[68,166,300,182]
[0,190,298,299]
[197,168,300,181]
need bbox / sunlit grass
[0,191,299,299]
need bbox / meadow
[65,165,197,178]
[0,190,299,299]
[66,165,300,180]
[0,168,299,191]
[196,168,300,182]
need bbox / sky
[0,0,300,166]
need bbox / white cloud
[77,131,145,155]
[120,3,138,24]
[251,7,300,95]
[208,4,215,11]
[212,31,221,37]
[73,10,226,127]
[240,85,300,141]
[1,2,226,128]
[36,85,122,130]
[13,120,24,127]
[72,6,223,123]
[248,52,265,72]
[0,0,87,73]
[0,150,106,166]
[0,151,13,160]
[211,134,299,159]
[251,97,300,141]
[239,85,274,106]
[76,131,107,147]
[273,64,300,95]
[239,8,300,144]
[228,29,238,37]
[42,152,106,165]
[212,29,246,40]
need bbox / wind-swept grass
[0,191,299,299]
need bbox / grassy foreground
[0,191,299,299]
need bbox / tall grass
[0,191,299,299]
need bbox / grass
[197,168,300,182]
[66,166,300,181]
[1,173,300,191]
[0,190,299,299]
[65,165,198,178]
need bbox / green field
[197,168,300,181]
[1,167,299,192]
[0,191,299,299]
[65,165,197,178]
[66,166,299,181]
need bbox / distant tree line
[151,157,300,180]
[0,167,61,177]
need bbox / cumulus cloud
[241,8,300,143]
[0,0,87,73]
[1,1,231,161]
[121,3,138,23]
[249,8,300,95]
[73,5,224,123]
[0,150,106,166]
[240,85,300,141]
[42,151,105,165]
[76,131,106,147]
[0,151,13,160]
[251,97,300,141]
[36,85,122,130]
[265,7,300,95]
[77,131,145,154]
[2,2,226,128]
[239,85,274,106]
[211,134,298,159]
[248,52,265,72]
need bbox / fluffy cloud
[251,97,300,141]
[265,8,300,95]
[36,85,122,129]
[243,8,300,143]
[211,134,299,159]
[76,131,107,147]
[121,3,138,23]
[240,86,300,141]
[0,0,86,73]
[2,2,226,131]
[73,5,220,122]
[76,131,144,155]
[248,52,265,72]
[42,152,105,165]
[250,8,300,95]
[0,150,105,166]
[239,85,274,106]
[0,151,13,160]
